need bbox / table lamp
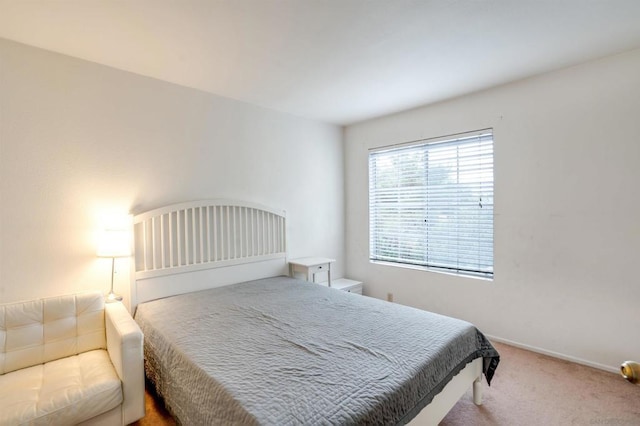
[97,228,131,302]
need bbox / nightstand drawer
[344,286,362,295]
[308,263,329,274]
[331,278,363,295]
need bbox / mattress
[135,276,499,425]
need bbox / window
[368,129,494,278]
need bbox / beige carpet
[133,342,640,425]
[441,342,640,425]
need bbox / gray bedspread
[134,276,499,425]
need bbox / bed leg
[473,375,483,406]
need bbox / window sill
[369,260,493,282]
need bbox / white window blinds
[369,130,494,278]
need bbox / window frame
[368,129,494,280]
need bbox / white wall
[0,38,344,306]
[345,49,640,371]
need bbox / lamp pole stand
[106,257,123,302]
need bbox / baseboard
[486,334,619,374]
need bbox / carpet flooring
[440,342,640,425]
[133,341,640,425]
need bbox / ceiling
[1,1,640,125]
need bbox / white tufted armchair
[0,291,145,425]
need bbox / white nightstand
[325,278,363,295]
[289,257,336,286]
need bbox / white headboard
[131,200,287,310]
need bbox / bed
[131,200,499,425]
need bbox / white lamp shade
[97,228,131,258]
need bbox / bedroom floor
[132,341,640,425]
[134,385,176,426]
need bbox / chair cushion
[0,292,106,375]
[0,349,122,425]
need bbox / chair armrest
[105,302,145,425]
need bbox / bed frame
[131,199,483,425]
[131,199,288,310]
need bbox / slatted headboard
[131,200,287,310]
